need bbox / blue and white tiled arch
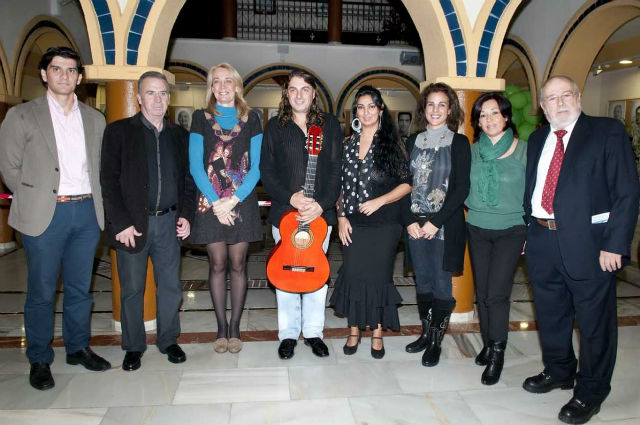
[476,0,511,77]
[439,0,467,76]
[90,0,115,64]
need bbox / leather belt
[149,205,176,216]
[536,218,557,230]
[57,194,92,202]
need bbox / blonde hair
[205,62,249,119]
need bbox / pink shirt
[47,93,92,196]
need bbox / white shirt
[531,118,578,219]
[47,93,92,196]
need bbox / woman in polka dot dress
[330,86,411,359]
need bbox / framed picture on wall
[268,108,279,121]
[253,108,265,129]
[629,99,640,152]
[608,101,626,125]
[174,107,194,131]
[396,111,413,141]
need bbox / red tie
[541,130,567,214]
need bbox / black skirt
[330,222,403,331]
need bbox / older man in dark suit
[101,71,196,371]
[523,75,639,424]
[0,46,111,390]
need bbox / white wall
[168,38,424,110]
[507,0,586,79]
[582,67,640,117]
[0,0,92,67]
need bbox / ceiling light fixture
[619,59,633,65]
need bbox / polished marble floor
[1,235,640,425]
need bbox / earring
[351,117,362,133]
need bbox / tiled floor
[1,237,640,424]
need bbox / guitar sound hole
[292,230,314,249]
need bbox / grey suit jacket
[0,95,106,236]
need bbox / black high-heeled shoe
[371,336,385,359]
[343,332,361,355]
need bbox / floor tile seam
[1,322,639,348]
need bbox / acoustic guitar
[267,125,330,293]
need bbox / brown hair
[277,70,325,127]
[414,82,464,132]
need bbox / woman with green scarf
[465,92,527,386]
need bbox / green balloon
[504,84,520,96]
[523,90,532,103]
[524,112,541,125]
[518,123,536,141]
[510,92,527,109]
[511,109,523,126]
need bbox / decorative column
[451,89,482,320]
[222,0,238,40]
[328,0,343,44]
[0,99,17,250]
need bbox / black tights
[206,241,249,339]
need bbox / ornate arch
[0,41,11,97]
[545,0,640,90]
[244,64,335,114]
[335,68,420,120]
[11,16,80,97]
[499,36,542,112]
[166,60,208,82]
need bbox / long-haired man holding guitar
[260,70,342,359]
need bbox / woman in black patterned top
[330,86,411,359]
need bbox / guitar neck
[299,154,318,232]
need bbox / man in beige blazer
[0,46,111,391]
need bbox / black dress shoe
[304,338,329,357]
[558,397,600,424]
[160,344,186,364]
[371,336,385,359]
[29,362,55,390]
[122,351,143,371]
[343,333,361,355]
[66,347,111,371]
[278,339,297,359]
[522,371,574,393]
[475,345,490,366]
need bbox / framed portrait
[396,111,413,141]
[608,101,626,125]
[253,108,265,129]
[629,100,640,128]
[254,0,276,14]
[174,107,194,131]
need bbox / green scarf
[477,128,514,206]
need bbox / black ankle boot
[421,298,455,367]
[481,340,506,385]
[406,293,433,353]
[475,345,490,366]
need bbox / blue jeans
[272,225,331,340]
[21,198,100,363]
[407,236,452,300]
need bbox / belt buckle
[548,219,557,230]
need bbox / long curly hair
[414,82,464,132]
[277,70,326,127]
[351,85,408,178]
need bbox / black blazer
[403,132,471,273]
[100,113,196,253]
[524,113,639,280]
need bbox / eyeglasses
[543,91,576,104]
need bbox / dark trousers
[21,198,100,363]
[116,212,182,352]
[467,223,526,343]
[407,237,452,300]
[526,221,618,405]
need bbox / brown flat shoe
[228,338,243,353]
[214,338,228,353]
